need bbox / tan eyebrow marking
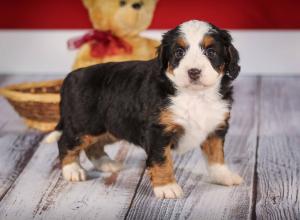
[176,37,188,48]
[202,35,215,48]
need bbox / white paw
[92,155,122,173]
[153,182,183,199]
[62,162,87,182]
[208,164,243,186]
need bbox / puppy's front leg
[201,134,243,186]
[148,145,183,199]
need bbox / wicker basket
[0,79,63,131]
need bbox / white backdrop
[0,30,299,75]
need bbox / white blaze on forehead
[179,20,211,46]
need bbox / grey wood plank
[256,77,300,220]
[0,131,42,200]
[0,75,50,200]
[124,77,259,220]
[0,140,147,219]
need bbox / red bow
[67,30,132,58]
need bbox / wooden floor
[0,75,299,220]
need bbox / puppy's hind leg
[58,134,87,182]
[85,133,122,173]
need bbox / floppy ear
[156,30,174,72]
[220,30,241,80]
[225,44,240,80]
[156,44,169,71]
[156,27,180,72]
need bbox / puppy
[46,20,242,199]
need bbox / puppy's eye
[120,0,126,6]
[205,48,217,58]
[175,48,185,59]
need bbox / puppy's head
[157,20,240,90]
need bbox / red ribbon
[67,30,132,58]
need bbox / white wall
[0,30,299,75]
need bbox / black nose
[188,68,201,80]
[132,2,142,10]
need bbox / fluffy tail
[42,120,63,144]
[42,130,62,143]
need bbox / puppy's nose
[132,2,142,10]
[188,68,201,80]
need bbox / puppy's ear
[156,44,169,71]
[221,30,241,80]
[157,27,180,71]
[225,44,240,80]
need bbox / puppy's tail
[42,130,62,144]
[42,120,63,144]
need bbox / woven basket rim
[0,79,62,103]
[2,79,62,90]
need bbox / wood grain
[0,140,147,219]
[0,75,52,200]
[0,132,42,200]
[256,77,300,220]
[124,77,259,220]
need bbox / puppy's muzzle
[188,68,201,81]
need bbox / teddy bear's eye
[120,0,126,6]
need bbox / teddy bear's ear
[82,0,95,9]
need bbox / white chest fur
[169,86,229,154]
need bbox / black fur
[157,26,182,72]
[57,59,175,165]
[209,23,241,80]
[57,21,240,167]
[207,24,241,140]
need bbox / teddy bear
[68,0,160,70]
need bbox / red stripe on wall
[1,0,300,29]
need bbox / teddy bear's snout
[132,2,142,10]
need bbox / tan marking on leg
[201,135,243,186]
[201,135,225,165]
[61,147,86,181]
[149,145,183,198]
[62,132,117,166]
[85,141,106,160]
[85,133,122,173]
[61,148,81,166]
[84,132,118,160]
[148,145,175,187]
[159,110,184,135]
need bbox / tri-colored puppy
[45,20,242,199]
